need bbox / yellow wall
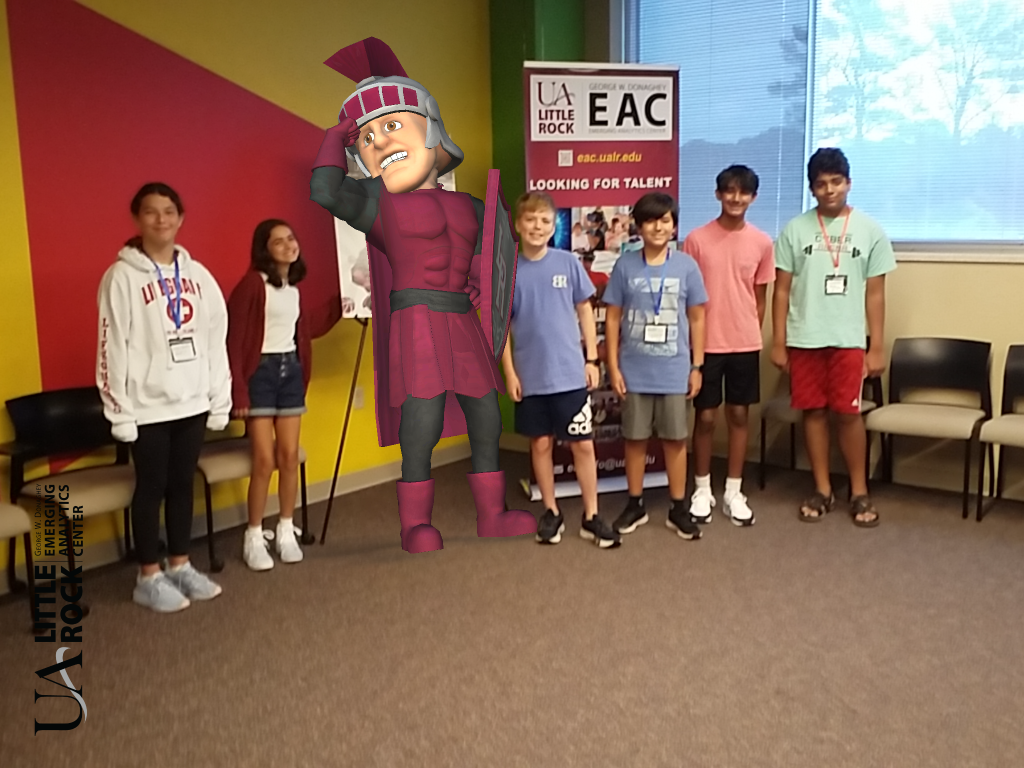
[0,0,492,573]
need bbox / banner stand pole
[319,317,369,545]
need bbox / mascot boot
[396,480,443,553]
[467,471,536,538]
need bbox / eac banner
[521,61,681,500]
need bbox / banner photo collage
[521,62,681,500]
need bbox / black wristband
[586,359,600,366]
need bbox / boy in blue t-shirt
[604,193,708,541]
[501,192,620,548]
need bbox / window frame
[614,0,1024,263]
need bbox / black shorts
[693,351,760,410]
[515,388,593,441]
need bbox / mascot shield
[479,170,518,361]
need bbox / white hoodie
[96,244,232,442]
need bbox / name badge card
[824,274,848,296]
[169,337,197,363]
[644,324,668,344]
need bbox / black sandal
[798,491,834,522]
[850,495,880,528]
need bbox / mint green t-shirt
[775,208,896,349]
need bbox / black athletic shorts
[692,351,760,410]
[515,388,593,441]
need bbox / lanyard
[642,254,668,317]
[150,252,182,330]
[817,209,851,274]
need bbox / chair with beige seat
[196,434,312,572]
[865,338,992,519]
[976,344,1024,521]
[759,372,883,489]
[3,387,136,614]
[1,502,37,630]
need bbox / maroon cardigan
[226,269,342,411]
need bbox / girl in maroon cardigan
[227,219,341,571]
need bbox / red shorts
[788,347,865,414]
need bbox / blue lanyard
[151,252,182,330]
[642,254,668,317]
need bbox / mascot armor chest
[379,187,478,293]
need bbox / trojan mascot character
[310,37,534,553]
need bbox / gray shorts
[621,393,690,441]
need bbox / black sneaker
[536,510,565,544]
[613,500,649,534]
[580,515,622,549]
[666,503,702,540]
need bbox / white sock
[165,562,187,574]
[247,524,263,536]
[724,477,742,502]
[695,474,712,495]
[138,571,160,583]
[277,517,294,533]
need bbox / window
[625,0,1024,248]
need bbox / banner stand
[520,473,669,502]
[319,317,370,545]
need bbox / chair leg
[299,463,314,545]
[864,427,872,490]
[976,441,988,522]
[789,423,796,470]
[23,533,42,635]
[204,480,223,573]
[759,418,767,490]
[961,439,972,520]
[987,444,995,498]
[123,507,133,560]
[7,537,26,593]
[996,448,1006,499]
[884,435,894,483]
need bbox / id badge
[824,274,848,296]
[168,337,197,363]
[644,324,668,344]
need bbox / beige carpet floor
[2,451,1023,768]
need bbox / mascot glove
[312,117,361,170]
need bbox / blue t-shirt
[603,249,708,395]
[510,248,596,396]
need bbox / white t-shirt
[262,275,299,353]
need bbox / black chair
[2,387,135,611]
[1,502,38,631]
[865,338,992,518]
[976,345,1024,521]
[759,373,884,490]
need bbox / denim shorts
[248,352,307,417]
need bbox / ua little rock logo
[552,274,568,288]
[567,397,593,436]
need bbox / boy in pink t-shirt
[682,165,774,526]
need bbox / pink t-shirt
[683,219,775,353]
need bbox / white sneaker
[723,493,755,526]
[690,488,715,524]
[244,528,275,571]
[276,519,304,564]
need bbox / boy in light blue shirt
[502,192,621,549]
[604,193,708,541]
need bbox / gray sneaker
[164,562,223,601]
[133,573,191,613]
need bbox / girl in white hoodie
[96,182,232,613]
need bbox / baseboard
[0,442,472,598]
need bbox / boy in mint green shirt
[771,148,896,527]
